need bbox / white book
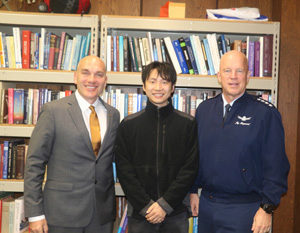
[163,37,182,74]
[155,38,163,62]
[14,196,28,233]
[142,37,151,65]
[206,33,220,73]
[193,35,208,75]
[26,88,34,125]
[259,36,264,77]
[12,27,22,68]
[39,28,46,69]
[106,35,111,71]
[138,37,146,67]
[146,32,154,62]
[189,35,201,74]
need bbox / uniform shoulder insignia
[256,97,275,108]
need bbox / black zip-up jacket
[115,99,198,219]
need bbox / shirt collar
[75,90,101,112]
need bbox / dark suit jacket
[24,94,120,227]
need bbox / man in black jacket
[115,61,198,233]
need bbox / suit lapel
[67,94,94,156]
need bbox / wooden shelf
[0,179,124,196]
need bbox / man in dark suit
[24,55,120,233]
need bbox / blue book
[202,38,215,75]
[124,93,128,117]
[173,93,178,110]
[119,36,124,72]
[193,217,198,233]
[113,35,117,72]
[112,162,117,183]
[71,34,83,71]
[172,39,189,74]
[43,32,52,69]
[85,32,91,56]
[34,32,40,69]
[63,39,73,71]
[1,33,9,68]
[152,39,158,61]
[79,35,87,61]
[220,34,227,54]
[2,141,9,179]
[13,89,24,124]
[141,95,147,110]
[137,94,142,112]
[184,37,199,74]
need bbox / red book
[65,90,72,96]
[57,32,66,70]
[263,35,273,77]
[22,30,31,69]
[48,34,57,70]
[7,88,14,124]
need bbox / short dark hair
[141,61,177,85]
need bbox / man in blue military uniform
[190,50,289,233]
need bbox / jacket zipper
[156,109,160,198]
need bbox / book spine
[172,39,189,74]
[22,30,31,69]
[263,35,273,77]
[2,141,9,179]
[254,40,260,77]
[8,88,14,124]
[57,32,66,70]
[184,37,198,74]
[178,37,194,74]
[13,27,22,68]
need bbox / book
[15,144,26,179]
[60,33,72,70]
[202,38,215,75]
[13,89,24,124]
[21,30,31,69]
[206,33,220,73]
[146,32,154,62]
[8,88,14,124]
[263,35,273,77]
[254,40,260,77]
[128,37,138,72]
[163,37,181,74]
[39,28,46,69]
[71,34,83,71]
[13,27,22,69]
[2,141,9,179]
[184,37,198,74]
[248,40,255,76]
[0,32,6,68]
[172,39,189,74]
[6,36,16,69]
[178,37,194,74]
[53,35,61,70]
[14,196,29,233]
[1,196,14,233]
[192,35,208,75]
[123,36,129,71]
[1,32,9,68]
[142,37,151,66]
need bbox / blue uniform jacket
[191,92,289,206]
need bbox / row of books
[0,193,28,233]
[0,88,73,125]
[0,139,28,180]
[0,28,91,71]
[102,87,221,120]
[106,32,273,77]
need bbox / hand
[251,208,272,233]
[29,219,48,233]
[190,193,199,216]
[145,202,166,224]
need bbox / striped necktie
[89,105,101,156]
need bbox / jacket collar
[145,98,174,119]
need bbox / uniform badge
[235,115,251,126]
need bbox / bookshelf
[0,12,124,196]
[100,15,279,105]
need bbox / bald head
[220,50,248,73]
[76,55,106,73]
